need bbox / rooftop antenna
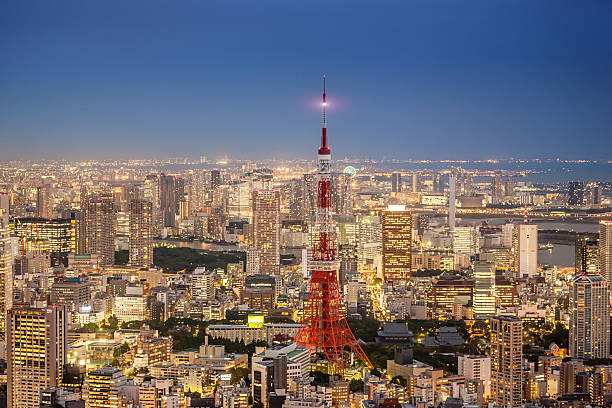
[319,75,329,154]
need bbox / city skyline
[2,1,612,160]
[2,3,612,407]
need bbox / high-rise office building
[50,279,91,323]
[381,205,412,282]
[82,366,127,408]
[191,267,215,301]
[600,221,612,284]
[585,183,601,206]
[512,223,538,277]
[411,173,420,193]
[568,181,585,206]
[501,223,514,248]
[70,210,87,255]
[36,185,52,218]
[448,176,456,230]
[504,178,515,197]
[491,173,503,204]
[86,195,115,267]
[144,174,161,233]
[569,274,610,360]
[391,172,401,193]
[428,274,474,318]
[7,305,66,408]
[453,226,479,254]
[335,215,358,285]
[473,262,496,319]
[228,181,252,219]
[575,236,599,275]
[12,217,72,256]
[358,215,381,264]
[129,199,153,267]
[490,316,522,407]
[252,190,280,275]
[0,213,13,341]
[211,169,221,189]
[458,354,491,398]
[561,359,585,395]
[159,174,182,228]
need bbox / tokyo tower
[294,76,373,376]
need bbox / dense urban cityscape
[0,78,612,408]
[3,2,612,408]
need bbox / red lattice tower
[294,76,373,376]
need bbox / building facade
[129,199,153,267]
[513,224,538,277]
[7,305,66,408]
[381,205,412,282]
[86,196,115,267]
[490,316,522,408]
[252,190,281,275]
[600,221,612,284]
[569,274,610,360]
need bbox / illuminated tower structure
[295,77,372,375]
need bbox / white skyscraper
[453,226,479,254]
[473,261,496,319]
[513,224,538,277]
[191,267,215,301]
[448,176,456,230]
[501,223,514,248]
[458,354,491,397]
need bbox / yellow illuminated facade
[12,217,72,255]
[82,366,127,408]
[382,205,412,282]
[129,199,153,267]
[252,190,281,274]
[7,305,66,408]
[490,316,522,407]
[248,315,265,328]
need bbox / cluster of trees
[523,321,569,349]
[153,247,245,272]
[115,247,245,272]
[115,250,129,265]
[410,269,447,277]
[76,316,119,333]
[362,343,394,370]
[413,343,457,373]
[229,366,250,385]
[207,338,268,355]
[347,317,380,343]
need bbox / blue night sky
[1,1,612,161]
